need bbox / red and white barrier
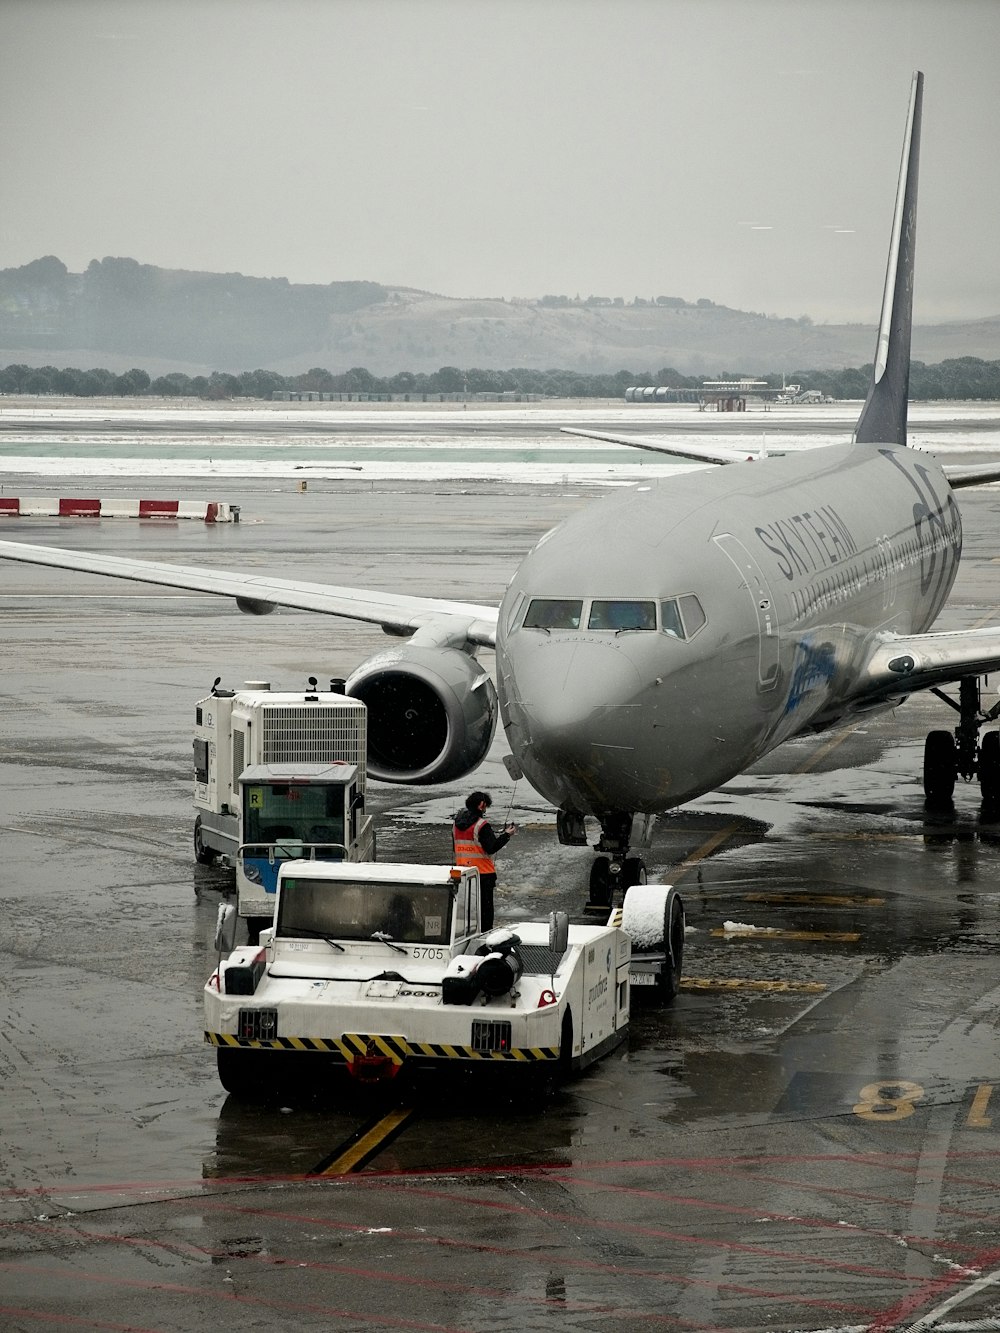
[0,498,238,522]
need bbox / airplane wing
[560,427,757,465]
[861,626,1000,701]
[0,539,499,647]
[940,461,1000,489]
[565,430,1000,489]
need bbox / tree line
[1,357,999,401]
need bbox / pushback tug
[205,859,685,1095]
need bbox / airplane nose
[505,637,644,747]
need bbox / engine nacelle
[345,645,497,784]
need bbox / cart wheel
[622,883,685,1006]
[194,816,218,865]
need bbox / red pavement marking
[544,1170,982,1255]
[0,1262,544,1332]
[865,1242,1000,1330]
[188,1197,881,1318]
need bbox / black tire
[194,816,218,865]
[558,1010,574,1077]
[622,884,684,1006]
[217,1046,267,1097]
[923,730,956,804]
[623,857,647,889]
[980,731,1000,803]
[658,893,685,1003]
[588,856,612,908]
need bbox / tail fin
[854,70,923,447]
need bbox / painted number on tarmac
[853,1081,996,1127]
[854,1080,924,1121]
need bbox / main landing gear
[922,676,1000,807]
[556,809,650,912]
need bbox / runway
[1,406,1000,1330]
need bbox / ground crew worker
[452,791,517,931]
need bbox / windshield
[277,877,455,944]
[243,782,345,853]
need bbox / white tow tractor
[192,678,375,939]
[204,860,685,1096]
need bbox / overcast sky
[3,0,999,324]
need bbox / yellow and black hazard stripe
[205,1031,560,1063]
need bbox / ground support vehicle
[204,861,685,1097]
[192,680,374,936]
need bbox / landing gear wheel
[194,816,217,865]
[980,731,1000,805]
[588,856,612,910]
[623,857,647,889]
[923,730,956,805]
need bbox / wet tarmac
[2,449,1000,1330]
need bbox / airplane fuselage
[495,442,962,818]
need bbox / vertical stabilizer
[854,71,923,446]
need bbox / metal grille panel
[232,729,245,793]
[237,1008,278,1040]
[470,1020,513,1053]
[518,945,568,976]
[261,704,367,791]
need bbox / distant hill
[2,255,999,377]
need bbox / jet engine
[345,644,497,783]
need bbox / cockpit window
[679,593,706,638]
[661,599,685,639]
[661,594,707,640]
[588,600,657,631]
[523,598,583,630]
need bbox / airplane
[5,71,1000,911]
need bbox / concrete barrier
[0,498,239,522]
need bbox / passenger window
[589,599,657,631]
[661,599,684,639]
[523,598,583,630]
[678,594,706,638]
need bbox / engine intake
[346,645,497,784]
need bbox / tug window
[523,598,583,629]
[589,600,657,631]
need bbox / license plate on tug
[629,972,655,986]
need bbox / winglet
[854,71,923,447]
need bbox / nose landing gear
[557,808,655,911]
[585,813,649,913]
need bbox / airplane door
[713,533,780,691]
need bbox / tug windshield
[243,782,346,856]
[277,878,455,945]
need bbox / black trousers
[480,873,497,931]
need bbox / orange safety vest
[453,816,496,875]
